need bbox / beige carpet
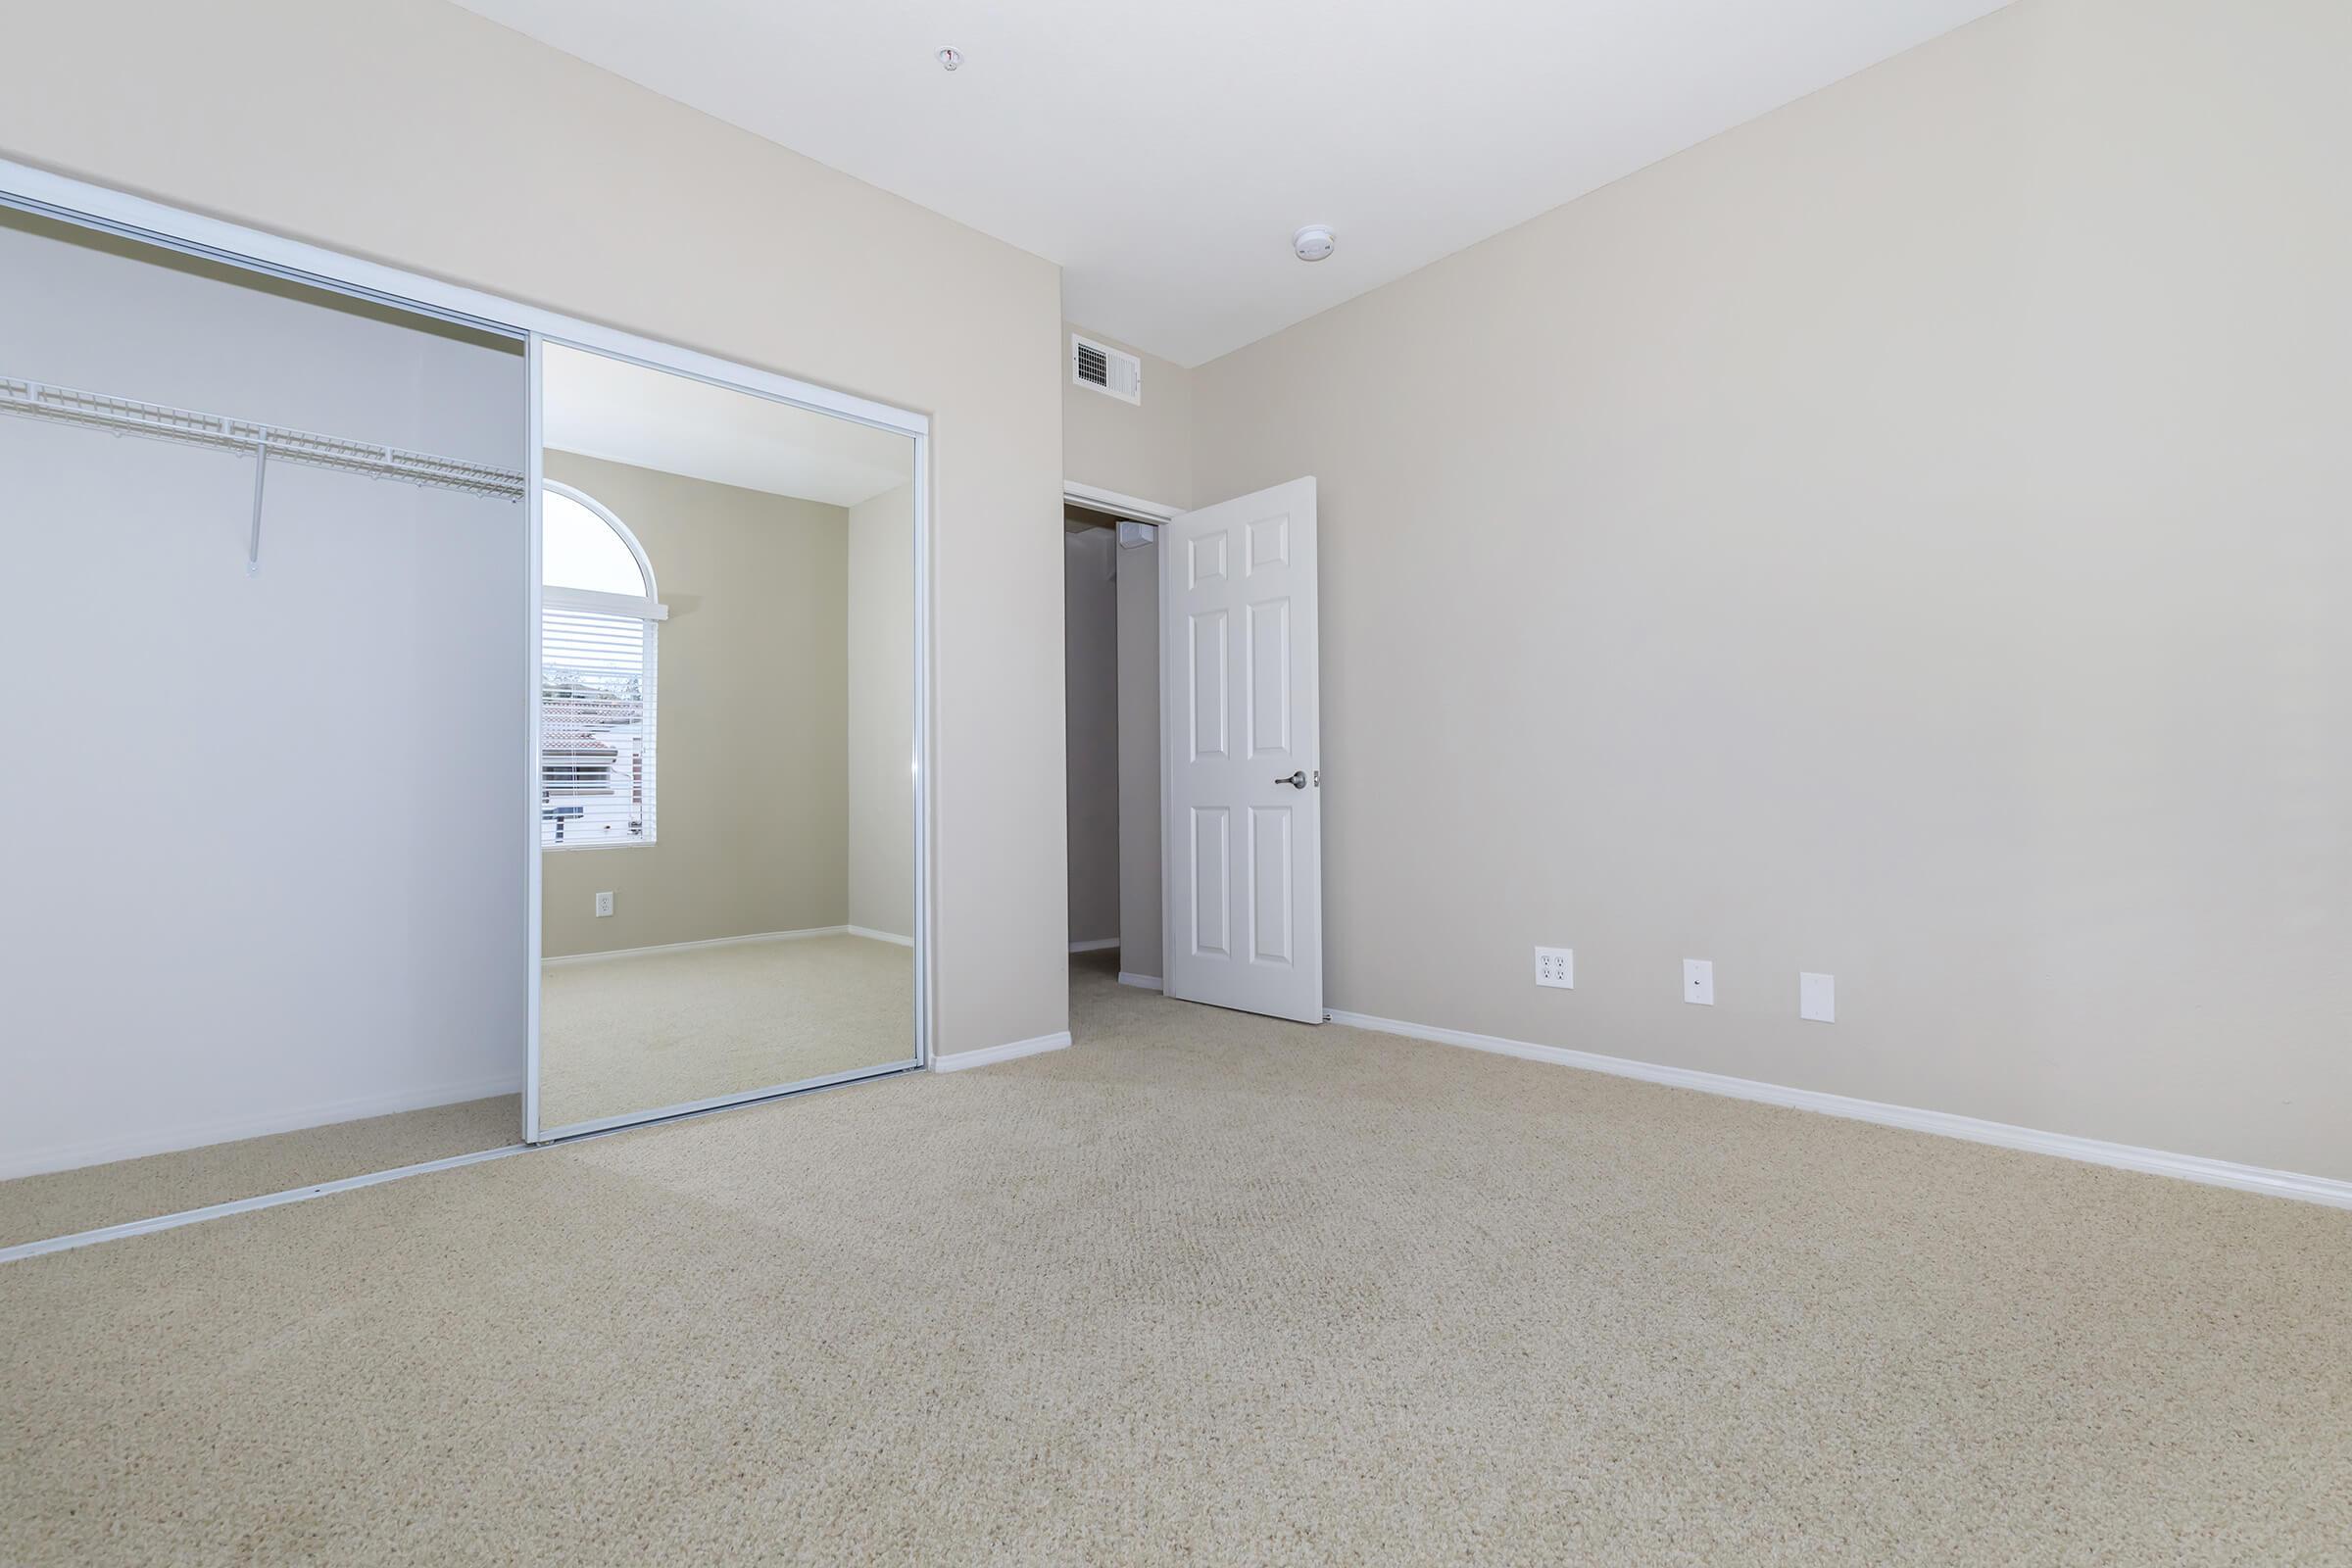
[3,956,2346,1565]
[0,1095,519,1250]
[539,934,915,1130]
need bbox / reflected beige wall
[541,451,848,957]
[847,482,916,941]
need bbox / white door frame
[1064,480,1179,527]
[1,157,938,1146]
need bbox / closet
[1,175,932,1254]
[0,210,528,1245]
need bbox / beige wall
[1058,322,1191,978]
[541,453,847,957]
[1190,0,2352,1179]
[0,0,1068,1057]
[1061,322,1194,511]
[1062,531,1121,944]
[848,483,917,940]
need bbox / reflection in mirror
[534,344,917,1135]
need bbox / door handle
[1276,770,1306,789]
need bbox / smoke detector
[1292,224,1337,263]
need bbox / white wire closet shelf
[0,374,525,499]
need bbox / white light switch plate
[1800,972,1835,1022]
[1535,947,1574,989]
[1683,958,1714,1005]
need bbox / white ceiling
[460,0,2010,368]
[542,343,912,508]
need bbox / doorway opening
[1060,484,1175,1033]
[1059,475,1326,1033]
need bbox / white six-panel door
[1160,477,1322,1023]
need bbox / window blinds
[540,606,656,848]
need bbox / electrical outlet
[595,891,614,918]
[1535,947,1574,989]
[1799,972,1835,1022]
[1683,957,1714,1004]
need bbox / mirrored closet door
[529,343,921,1139]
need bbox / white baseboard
[1326,1009,2352,1211]
[932,1030,1071,1073]
[0,1071,524,1182]
[1117,972,1163,992]
[1069,938,1121,954]
[544,925,848,967]
[847,926,914,948]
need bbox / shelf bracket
[246,440,269,577]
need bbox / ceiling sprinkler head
[937,47,963,72]
[1293,224,1337,263]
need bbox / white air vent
[1070,333,1143,405]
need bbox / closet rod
[0,374,525,501]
